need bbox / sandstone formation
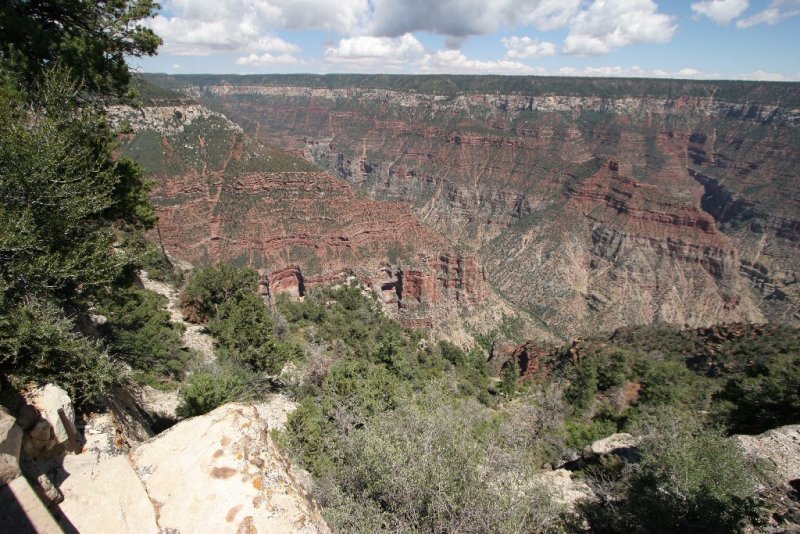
[53,399,327,534]
[735,425,800,530]
[0,407,22,486]
[25,384,74,447]
[58,413,159,534]
[111,102,496,332]
[130,403,328,534]
[160,75,799,337]
[0,476,63,534]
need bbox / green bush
[583,412,766,533]
[208,292,276,371]
[97,286,186,378]
[181,264,258,322]
[331,385,564,533]
[0,300,119,406]
[717,355,800,434]
[565,358,598,411]
[177,368,247,417]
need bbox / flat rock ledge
[58,402,328,534]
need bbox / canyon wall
[157,75,798,337]
[109,103,490,330]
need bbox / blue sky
[131,0,800,80]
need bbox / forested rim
[150,72,800,106]
[1,2,798,533]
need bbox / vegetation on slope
[152,72,800,107]
[1,4,796,532]
[0,0,162,404]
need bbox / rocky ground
[139,270,216,364]
[54,399,324,534]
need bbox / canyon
[109,99,496,336]
[131,75,800,338]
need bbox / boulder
[106,385,154,445]
[131,403,329,534]
[58,414,158,534]
[0,476,63,533]
[735,425,800,482]
[561,432,642,471]
[26,384,74,445]
[540,469,594,508]
[0,408,23,487]
[734,425,800,529]
[584,432,640,460]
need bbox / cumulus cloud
[420,50,544,74]
[324,33,545,74]
[324,34,426,65]
[556,65,711,79]
[502,36,557,58]
[151,0,365,55]
[691,0,749,25]
[365,0,587,37]
[736,0,800,27]
[733,70,788,81]
[563,0,676,56]
[236,53,302,66]
[368,0,508,37]
[518,0,583,30]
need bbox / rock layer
[112,103,490,329]
[162,75,799,336]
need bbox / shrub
[181,264,258,322]
[332,385,564,533]
[177,368,247,417]
[566,358,598,411]
[0,300,119,406]
[717,355,800,434]
[583,412,766,533]
[97,286,185,378]
[208,292,277,372]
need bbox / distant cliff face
[157,75,799,336]
[108,103,490,330]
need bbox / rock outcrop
[58,413,159,534]
[131,403,328,534]
[735,425,800,530]
[25,384,74,448]
[0,408,22,486]
[165,74,799,336]
[112,102,494,332]
[56,400,328,534]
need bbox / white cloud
[563,0,677,56]
[556,65,711,79]
[368,0,510,37]
[736,0,800,27]
[734,70,787,81]
[676,68,704,77]
[236,53,302,66]
[502,36,557,58]
[250,36,301,54]
[367,0,583,37]
[420,50,544,74]
[325,35,548,74]
[691,0,749,25]
[324,34,426,65]
[151,0,365,55]
[518,0,583,31]
[271,0,370,32]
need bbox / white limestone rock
[27,384,74,445]
[0,408,22,487]
[131,403,329,534]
